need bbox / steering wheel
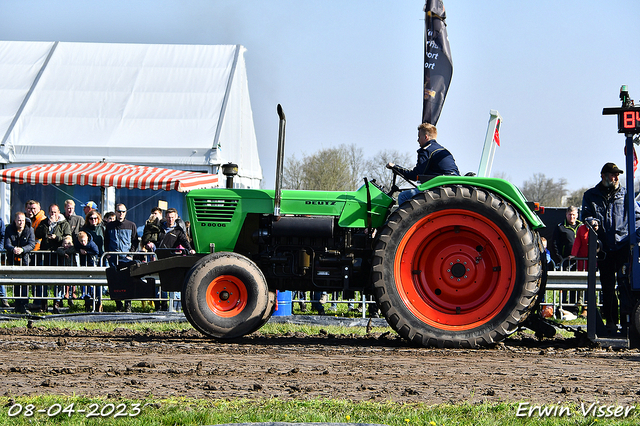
[391,166,418,188]
[382,166,419,198]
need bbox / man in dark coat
[148,208,194,311]
[5,212,35,313]
[387,122,460,205]
[104,203,139,263]
[551,206,582,266]
[35,204,72,254]
[64,199,85,239]
[141,207,163,252]
[104,203,139,312]
[582,162,640,331]
[34,203,72,312]
[155,208,195,255]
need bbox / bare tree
[282,153,305,190]
[520,173,568,207]
[565,186,590,208]
[343,144,367,191]
[491,171,512,181]
[301,147,353,191]
[364,149,414,191]
[283,144,392,191]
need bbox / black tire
[181,261,207,336]
[182,252,270,339]
[371,185,542,348]
[632,300,640,341]
[251,290,276,333]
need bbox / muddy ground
[1,324,640,406]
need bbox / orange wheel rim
[394,209,515,330]
[205,275,248,318]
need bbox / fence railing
[0,251,598,316]
[544,256,599,312]
[291,292,375,319]
[0,250,181,312]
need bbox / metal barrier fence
[0,250,598,317]
[291,292,375,318]
[546,270,600,309]
[545,256,599,314]
[0,250,183,312]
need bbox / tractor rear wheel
[631,300,640,343]
[372,185,542,348]
[182,252,271,339]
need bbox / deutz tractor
[135,105,546,348]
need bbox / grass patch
[0,396,637,425]
[0,318,193,333]
[0,299,163,315]
[260,321,394,336]
[0,318,395,337]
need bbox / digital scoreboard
[602,85,640,134]
[603,107,640,134]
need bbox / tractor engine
[253,215,369,292]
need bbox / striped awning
[0,162,219,192]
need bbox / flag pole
[477,110,502,177]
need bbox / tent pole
[100,187,105,215]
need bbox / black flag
[422,0,453,125]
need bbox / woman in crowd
[79,209,105,311]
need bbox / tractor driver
[386,122,459,205]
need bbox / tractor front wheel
[372,185,542,348]
[182,252,271,339]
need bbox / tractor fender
[418,176,544,229]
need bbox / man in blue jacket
[387,122,460,205]
[104,203,139,312]
[104,204,139,262]
[581,162,640,331]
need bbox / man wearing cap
[581,162,640,332]
[82,201,98,217]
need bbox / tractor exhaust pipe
[274,104,286,217]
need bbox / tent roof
[0,41,262,184]
[0,162,219,192]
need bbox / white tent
[0,41,262,184]
[0,41,262,221]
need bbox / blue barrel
[273,290,292,316]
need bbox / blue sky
[2,0,640,195]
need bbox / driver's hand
[386,162,395,169]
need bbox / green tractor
[137,105,546,348]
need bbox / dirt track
[2,326,640,406]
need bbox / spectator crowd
[0,199,194,315]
